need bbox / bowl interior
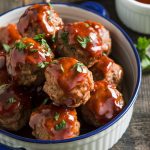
[0,4,140,142]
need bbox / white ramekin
[115,0,150,34]
[0,4,141,150]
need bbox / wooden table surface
[0,0,150,150]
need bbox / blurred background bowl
[115,0,150,34]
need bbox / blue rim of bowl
[0,3,142,144]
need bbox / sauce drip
[66,22,103,57]
[86,81,124,124]
[95,56,113,75]
[0,85,30,116]
[46,58,87,92]
[0,24,21,45]
[136,0,150,4]
[9,38,52,76]
[30,104,78,140]
[17,4,63,37]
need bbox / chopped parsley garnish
[34,34,52,56]
[7,97,16,104]
[42,98,49,105]
[34,34,45,42]
[54,112,60,121]
[48,2,53,8]
[77,35,90,49]
[60,64,64,73]
[73,62,87,73]
[61,32,68,44]
[55,120,66,131]
[2,44,11,53]
[27,43,34,48]
[136,37,150,72]
[85,23,90,27]
[0,84,9,91]
[15,41,27,51]
[30,49,38,53]
[38,62,49,69]
[51,35,56,43]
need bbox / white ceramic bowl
[115,0,150,34]
[0,4,141,150]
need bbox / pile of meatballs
[0,3,125,140]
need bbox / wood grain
[0,0,23,13]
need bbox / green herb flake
[51,61,58,65]
[136,37,150,72]
[34,34,52,56]
[38,62,49,69]
[60,64,64,73]
[73,62,87,73]
[54,112,60,121]
[2,44,11,53]
[7,97,16,104]
[30,49,38,53]
[61,32,69,44]
[55,120,66,131]
[77,35,90,49]
[34,34,45,42]
[84,23,90,28]
[15,41,27,51]
[42,98,49,105]
[48,2,53,8]
[51,35,56,43]
[27,43,34,48]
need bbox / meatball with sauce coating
[6,37,54,86]
[43,57,94,107]
[0,24,21,47]
[17,4,64,38]
[89,55,123,86]
[55,21,111,67]
[82,80,124,127]
[0,84,31,131]
[29,104,80,140]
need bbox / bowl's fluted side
[115,0,150,34]
[0,106,134,150]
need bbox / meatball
[43,57,94,107]
[6,37,54,86]
[55,21,111,67]
[17,4,64,38]
[0,84,31,131]
[0,24,21,46]
[81,80,124,127]
[89,55,123,86]
[29,104,80,140]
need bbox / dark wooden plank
[0,0,23,13]
[22,0,82,5]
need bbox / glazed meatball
[17,4,64,38]
[90,55,123,86]
[6,37,54,86]
[0,24,21,46]
[43,57,94,107]
[0,84,31,131]
[55,21,111,67]
[82,80,124,127]
[29,104,80,140]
